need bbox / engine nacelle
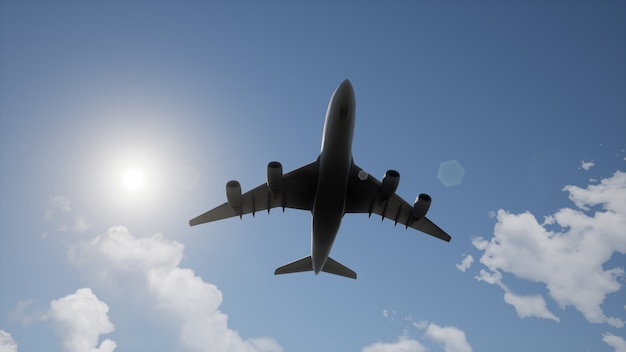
[226,180,242,208]
[266,161,283,192]
[412,193,431,219]
[380,169,400,200]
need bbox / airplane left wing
[189,161,318,226]
[344,163,451,242]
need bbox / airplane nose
[335,79,354,104]
[339,79,353,93]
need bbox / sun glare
[122,168,145,191]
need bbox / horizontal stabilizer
[322,257,357,279]
[274,256,357,279]
[274,256,313,275]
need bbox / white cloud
[412,320,429,330]
[48,288,116,352]
[382,309,397,321]
[455,255,473,272]
[425,323,472,352]
[503,291,560,322]
[361,336,427,352]
[473,171,626,327]
[603,333,626,352]
[474,269,559,322]
[0,330,18,352]
[69,226,282,352]
[373,321,473,352]
[580,161,595,170]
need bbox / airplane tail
[274,256,357,279]
[323,257,357,279]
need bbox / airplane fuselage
[311,79,356,274]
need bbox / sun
[121,168,146,191]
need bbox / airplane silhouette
[190,79,451,279]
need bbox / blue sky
[1,1,625,351]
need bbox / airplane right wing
[344,163,451,242]
[189,161,318,226]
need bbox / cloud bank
[473,171,626,327]
[68,226,282,352]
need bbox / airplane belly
[311,153,351,272]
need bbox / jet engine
[412,193,431,219]
[266,161,283,192]
[380,169,400,200]
[226,180,242,208]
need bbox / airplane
[189,79,451,279]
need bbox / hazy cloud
[10,299,47,327]
[473,171,626,327]
[455,255,473,272]
[45,194,72,221]
[44,194,91,235]
[72,216,92,233]
[48,288,116,352]
[0,330,18,352]
[603,333,626,352]
[69,226,282,352]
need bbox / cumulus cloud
[69,226,282,352]
[473,171,626,327]
[0,330,18,352]
[455,255,473,272]
[603,333,626,352]
[361,336,427,352]
[424,323,472,352]
[48,288,116,352]
[369,321,473,352]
